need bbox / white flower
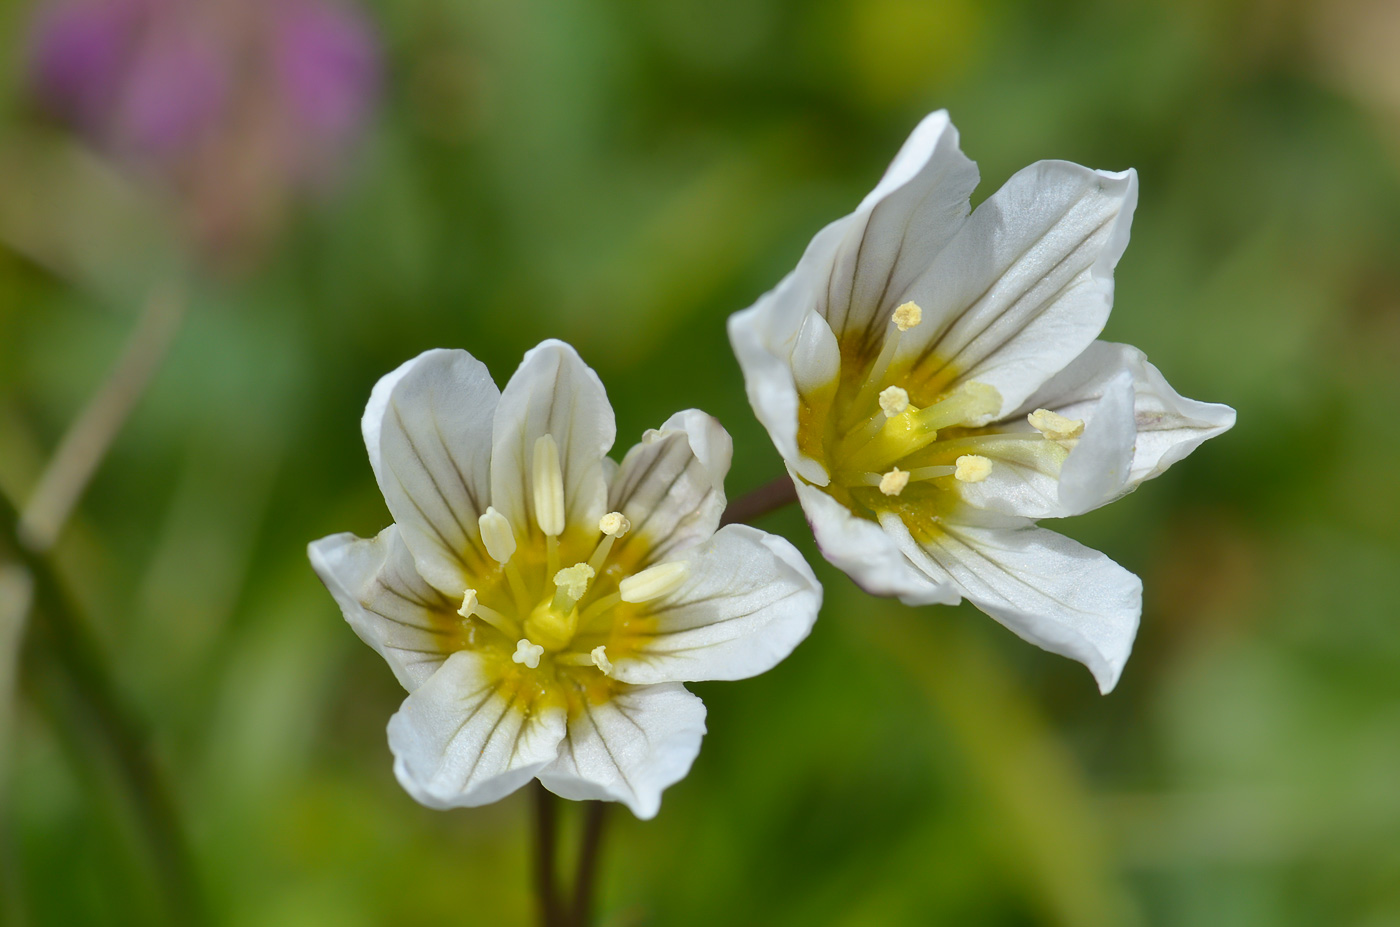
[309,341,821,818]
[728,111,1234,694]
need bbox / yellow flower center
[436,436,688,719]
[795,303,1073,539]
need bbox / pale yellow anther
[553,563,595,602]
[599,511,631,538]
[619,561,690,604]
[878,385,910,416]
[532,434,566,537]
[478,507,517,564]
[954,455,993,483]
[512,639,544,669]
[892,301,923,332]
[591,645,613,676]
[878,468,910,496]
[1027,408,1085,441]
[457,588,478,619]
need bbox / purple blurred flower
[26,0,380,260]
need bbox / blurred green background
[2,0,1399,924]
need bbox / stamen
[910,381,1002,432]
[878,468,910,496]
[1027,408,1084,441]
[512,639,544,669]
[457,589,478,619]
[599,512,630,537]
[879,386,910,416]
[478,507,517,564]
[954,455,993,483]
[456,589,517,637]
[848,302,926,424]
[532,434,566,537]
[846,380,1002,473]
[907,465,957,481]
[619,561,690,603]
[588,512,631,572]
[551,563,595,612]
[891,301,922,331]
[579,591,622,625]
[591,645,613,676]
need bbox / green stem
[1,493,203,924]
[570,801,608,927]
[532,782,564,927]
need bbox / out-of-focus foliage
[1,0,1398,924]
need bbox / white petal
[880,517,1140,693]
[1057,369,1136,514]
[791,311,841,395]
[387,650,567,809]
[793,478,960,606]
[895,161,1138,416]
[490,341,615,539]
[1020,341,1236,489]
[363,349,499,596]
[610,525,821,685]
[821,111,979,352]
[537,682,706,820]
[308,528,456,691]
[608,411,731,565]
[729,269,837,485]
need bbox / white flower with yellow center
[309,341,821,818]
[728,111,1234,693]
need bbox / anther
[589,512,631,572]
[512,639,544,669]
[591,645,613,676]
[532,434,566,537]
[619,561,690,604]
[457,589,478,619]
[878,468,910,496]
[478,507,517,564]
[879,386,909,416]
[599,512,630,538]
[1027,408,1084,441]
[954,455,993,483]
[892,301,923,332]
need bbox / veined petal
[538,682,706,820]
[1019,341,1236,490]
[610,525,821,685]
[822,110,980,355]
[490,340,614,539]
[895,161,1138,416]
[950,369,1136,520]
[387,650,567,809]
[729,263,841,486]
[608,411,731,566]
[309,527,457,691]
[363,349,498,596]
[880,516,1140,693]
[1057,369,1135,514]
[793,477,960,606]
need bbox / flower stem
[18,280,185,551]
[720,475,798,526]
[570,801,608,927]
[531,782,564,927]
[1,492,204,924]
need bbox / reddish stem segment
[720,475,799,526]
